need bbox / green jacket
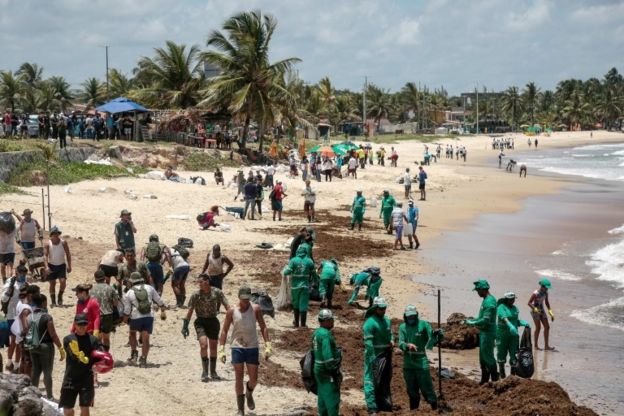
[380,195,396,214]
[496,302,519,333]
[282,246,316,290]
[362,313,393,361]
[313,327,340,375]
[472,294,497,334]
[352,195,366,212]
[319,260,341,283]
[366,275,383,300]
[398,320,438,370]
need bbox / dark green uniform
[399,319,440,409]
[362,310,393,413]
[472,294,498,379]
[347,272,382,305]
[313,327,340,416]
[282,246,316,312]
[496,302,520,366]
[380,194,396,229]
[319,261,340,307]
[351,195,366,225]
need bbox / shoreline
[1,131,622,415]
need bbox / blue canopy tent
[96,97,148,141]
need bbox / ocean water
[520,142,624,181]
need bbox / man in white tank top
[11,208,42,250]
[43,226,71,306]
[200,245,234,290]
[218,286,271,416]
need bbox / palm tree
[109,69,133,98]
[366,84,393,133]
[131,41,204,109]
[596,87,622,130]
[201,10,301,151]
[522,82,540,124]
[401,82,420,121]
[275,70,314,141]
[16,62,44,87]
[80,77,105,108]
[501,86,524,131]
[0,71,22,112]
[47,76,73,111]
[561,89,590,130]
[317,77,336,116]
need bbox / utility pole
[105,45,110,100]
[363,76,367,137]
[476,82,479,134]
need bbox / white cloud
[570,2,624,24]
[507,0,552,32]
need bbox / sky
[0,0,622,95]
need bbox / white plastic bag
[218,223,232,232]
[275,274,291,311]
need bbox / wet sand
[414,175,624,415]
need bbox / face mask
[406,317,418,325]
[78,299,86,305]
[17,275,26,283]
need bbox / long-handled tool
[437,288,444,412]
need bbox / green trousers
[363,357,377,413]
[403,368,437,410]
[496,331,519,366]
[352,208,364,224]
[291,287,310,312]
[319,280,335,304]
[314,373,340,416]
[348,285,361,304]
[382,209,392,228]
[479,331,497,374]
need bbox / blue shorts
[47,263,67,280]
[0,321,9,348]
[173,265,190,281]
[0,253,15,265]
[129,317,154,334]
[20,241,35,250]
[231,347,259,365]
[395,224,404,238]
[147,262,164,285]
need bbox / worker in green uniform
[398,305,443,410]
[496,292,530,378]
[350,189,366,230]
[379,190,396,234]
[313,309,342,416]
[282,245,317,328]
[362,297,394,416]
[465,279,499,384]
[348,267,382,307]
[318,259,342,309]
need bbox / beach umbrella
[339,141,359,150]
[309,144,322,154]
[311,146,335,157]
[330,143,350,155]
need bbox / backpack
[24,311,48,352]
[172,244,189,260]
[268,189,276,201]
[134,285,152,314]
[177,238,194,249]
[145,241,163,262]
[299,349,317,395]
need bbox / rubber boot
[181,295,186,306]
[358,223,362,231]
[293,309,300,328]
[50,293,56,306]
[57,291,64,306]
[300,311,307,328]
[430,401,438,411]
[201,357,209,382]
[499,363,506,379]
[128,349,138,365]
[210,357,221,380]
[237,394,245,416]
[479,365,489,385]
[327,299,332,309]
[490,368,500,382]
[349,223,354,230]
[245,382,255,410]
[510,365,517,376]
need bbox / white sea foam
[551,249,566,256]
[535,269,581,281]
[571,297,624,332]
[540,166,624,181]
[586,239,624,288]
[608,224,624,235]
[612,150,624,156]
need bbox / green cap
[539,278,552,289]
[373,297,388,308]
[404,304,418,317]
[472,279,490,290]
[318,309,334,321]
[130,272,144,284]
[238,286,252,300]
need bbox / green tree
[16,62,44,87]
[201,10,300,151]
[131,41,204,109]
[80,77,105,108]
[501,86,524,131]
[366,84,393,133]
[109,69,134,98]
[47,76,73,112]
[401,82,421,121]
[522,82,540,124]
[0,71,22,112]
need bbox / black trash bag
[299,349,317,395]
[250,291,275,319]
[177,237,194,249]
[309,285,322,302]
[372,349,393,411]
[0,212,16,234]
[514,327,534,379]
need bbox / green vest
[496,303,519,332]
[283,255,316,289]
[319,261,337,282]
[362,314,393,360]
[474,294,497,334]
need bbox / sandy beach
[2,130,624,415]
